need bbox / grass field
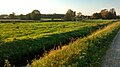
[31,21,120,67]
[0,20,115,66]
[0,20,110,43]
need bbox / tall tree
[109,8,117,19]
[9,12,15,19]
[76,12,82,21]
[100,9,109,19]
[30,10,41,20]
[99,8,117,19]
[76,12,82,18]
[91,13,101,19]
[64,9,76,21]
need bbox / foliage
[91,8,117,19]
[31,21,120,67]
[0,20,113,66]
[30,10,41,20]
[19,10,41,20]
[91,13,101,19]
[8,12,15,19]
[64,9,76,21]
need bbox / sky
[0,0,119,15]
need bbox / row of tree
[0,10,41,20]
[91,8,117,19]
[19,10,41,20]
[0,10,65,20]
[64,8,119,21]
[0,8,119,21]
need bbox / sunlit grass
[0,20,114,66]
[0,21,111,43]
[31,21,120,67]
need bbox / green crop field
[0,20,110,43]
[31,21,120,67]
[0,20,115,66]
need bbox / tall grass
[0,20,113,66]
[31,21,120,67]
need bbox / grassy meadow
[31,21,120,67]
[0,20,117,66]
[0,20,110,43]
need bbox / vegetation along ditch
[0,20,115,66]
[31,21,120,67]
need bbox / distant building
[0,14,8,19]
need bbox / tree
[9,12,15,19]
[64,9,76,21]
[0,14,8,19]
[76,12,82,21]
[109,8,117,19]
[51,13,56,21]
[76,12,82,18]
[19,14,25,20]
[26,13,31,20]
[99,8,117,19]
[91,13,101,19]
[30,10,41,20]
[19,13,31,20]
[116,15,120,19]
[100,9,109,19]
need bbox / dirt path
[101,30,120,67]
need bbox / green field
[0,20,115,66]
[0,20,110,43]
[31,21,120,67]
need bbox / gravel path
[101,30,120,67]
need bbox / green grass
[0,22,99,42]
[0,20,113,66]
[31,21,120,67]
[0,20,112,43]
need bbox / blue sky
[0,0,119,15]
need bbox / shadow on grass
[0,24,108,66]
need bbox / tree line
[91,8,117,19]
[0,10,65,20]
[0,8,120,21]
[64,8,120,21]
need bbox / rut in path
[102,30,120,67]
